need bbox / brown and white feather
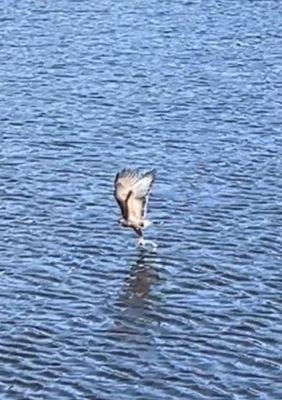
[127,172,155,222]
[114,169,140,219]
[114,169,156,224]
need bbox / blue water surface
[0,1,281,399]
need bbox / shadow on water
[110,251,161,341]
[122,250,160,301]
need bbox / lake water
[0,0,281,399]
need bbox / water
[0,0,281,399]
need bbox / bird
[114,168,156,247]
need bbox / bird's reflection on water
[124,251,159,301]
[110,252,160,340]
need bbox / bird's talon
[137,238,145,247]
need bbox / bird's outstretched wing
[114,169,140,219]
[127,170,156,221]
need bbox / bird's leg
[134,227,157,249]
[134,227,145,247]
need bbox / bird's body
[114,168,156,247]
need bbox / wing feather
[114,169,140,219]
[126,170,156,221]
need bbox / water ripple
[0,0,281,399]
